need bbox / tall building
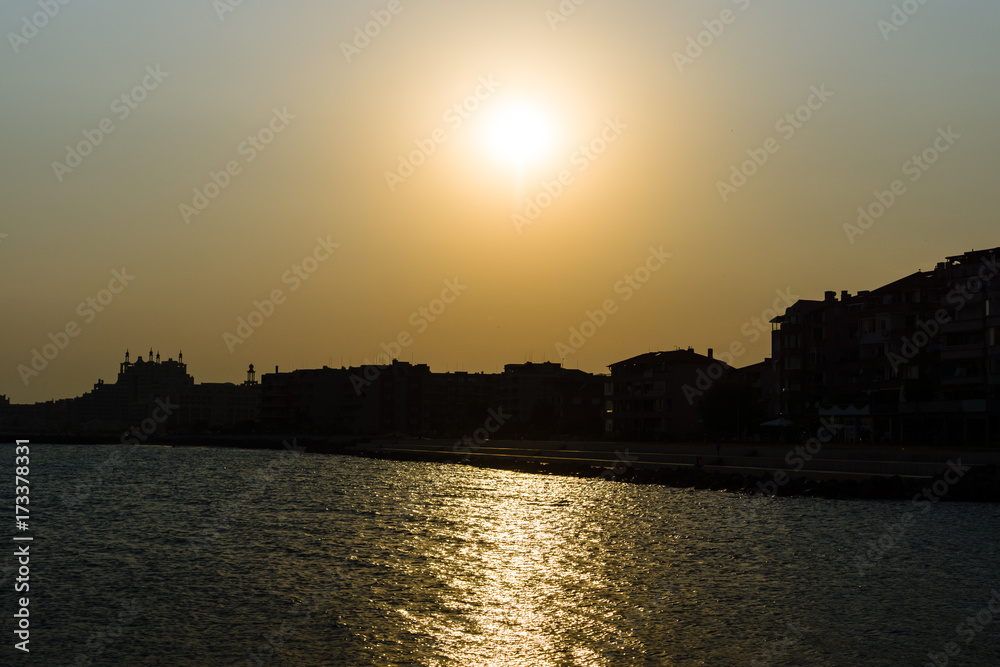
[770,247,1000,446]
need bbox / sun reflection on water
[383,471,633,666]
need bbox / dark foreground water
[4,443,1000,666]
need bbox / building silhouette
[769,247,999,445]
[259,360,602,439]
[1,246,997,447]
[605,348,726,441]
[0,350,259,435]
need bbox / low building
[499,362,603,439]
[1,350,261,435]
[606,348,728,441]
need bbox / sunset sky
[2,0,999,403]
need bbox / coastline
[343,438,1000,503]
[9,433,998,502]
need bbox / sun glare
[482,100,556,170]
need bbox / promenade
[347,438,1000,501]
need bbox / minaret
[246,363,257,386]
[156,351,160,363]
[149,347,154,362]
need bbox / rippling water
[9,444,1000,665]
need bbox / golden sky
[2,0,999,402]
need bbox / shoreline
[343,439,1000,503]
[10,433,999,502]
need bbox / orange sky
[2,0,999,403]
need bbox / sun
[481,100,556,170]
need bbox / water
[6,443,1000,665]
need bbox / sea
[5,443,1000,666]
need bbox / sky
[2,0,999,403]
